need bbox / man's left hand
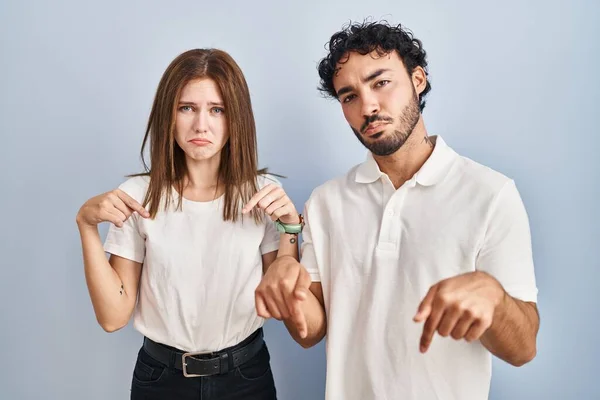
[414,271,505,353]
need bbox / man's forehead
[334,51,400,77]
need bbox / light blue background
[1,0,598,399]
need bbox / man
[254,20,539,400]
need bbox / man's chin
[366,138,406,156]
[366,131,385,140]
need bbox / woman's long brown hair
[135,49,265,222]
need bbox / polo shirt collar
[354,136,456,186]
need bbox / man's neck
[373,119,435,189]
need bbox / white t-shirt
[103,174,281,352]
[301,136,538,400]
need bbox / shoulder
[454,155,511,193]
[116,175,150,203]
[305,164,361,207]
[257,173,283,189]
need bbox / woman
[76,49,303,399]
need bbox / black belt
[143,328,265,377]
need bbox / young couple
[77,20,539,400]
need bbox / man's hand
[414,271,505,352]
[255,256,312,338]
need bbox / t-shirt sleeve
[300,200,321,282]
[259,175,282,255]
[103,178,147,264]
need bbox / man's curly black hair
[318,20,431,112]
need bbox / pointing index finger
[116,189,149,218]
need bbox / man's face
[332,50,423,156]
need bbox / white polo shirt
[103,174,281,353]
[301,136,538,400]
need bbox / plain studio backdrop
[0,0,598,399]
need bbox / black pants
[130,331,277,399]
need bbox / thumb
[294,266,312,301]
[255,291,272,319]
[414,285,438,322]
[291,300,308,338]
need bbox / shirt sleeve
[260,216,281,255]
[259,175,282,255]
[475,180,538,303]
[103,178,146,263]
[300,201,321,282]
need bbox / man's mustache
[361,115,394,133]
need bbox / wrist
[277,254,297,262]
[275,214,304,234]
[76,216,97,233]
[497,287,509,310]
[278,213,300,225]
[474,270,505,308]
[486,272,507,309]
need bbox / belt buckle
[181,351,218,378]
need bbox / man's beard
[351,91,420,156]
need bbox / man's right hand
[255,256,312,338]
[76,189,149,229]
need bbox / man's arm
[415,180,539,366]
[414,271,539,366]
[282,276,327,348]
[261,222,327,348]
[257,255,327,348]
[480,292,539,366]
[256,197,327,348]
